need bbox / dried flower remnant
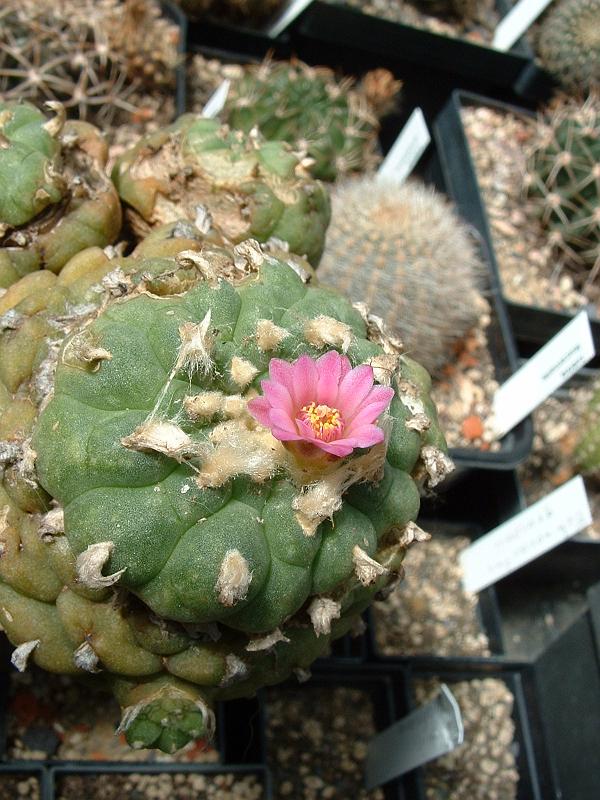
[247,351,394,458]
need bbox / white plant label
[377,107,431,186]
[202,80,230,119]
[267,0,314,37]
[492,0,555,51]
[492,310,595,437]
[460,477,592,594]
[365,685,463,789]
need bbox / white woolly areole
[73,641,101,673]
[62,331,112,370]
[420,445,455,488]
[396,378,426,417]
[304,315,354,353]
[308,597,342,637]
[230,357,259,389]
[406,413,431,433]
[215,549,252,607]
[184,391,224,420]
[11,640,40,672]
[38,507,64,540]
[255,319,290,351]
[397,520,431,547]
[196,426,282,488]
[121,420,198,461]
[245,628,290,652]
[292,441,387,536]
[368,353,400,385]
[176,312,214,377]
[220,654,248,687]
[352,546,389,586]
[75,541,126,589]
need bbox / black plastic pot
[433,90,600,369]
[161,0,188,117]
[293,1,555,104]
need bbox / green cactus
[574,384,600,474]
[220,59,400,182]
[525,94,600,286]
[538,0,600,92]
[112,115,330,266]
[0,231,450,753]
[0,101,122,288]
[317,177,485,375]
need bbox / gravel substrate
[6,670,220,763]
[330,0,499,43]
[373,531,490,657]
[462,105,592,313]
[415,678,519,800]
[56,773,263,800]
[0,775,40,800]
[518,386,600,541]
[266,687,384,799]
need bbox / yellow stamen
[300,402,344,442]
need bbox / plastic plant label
[267,0,314,37]
[492,310,595,437]
[460,476,592,594]
[202,80,231,119]
[377,107,431,186]
[365,684,463,789]
[492,0,555,51]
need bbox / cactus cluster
[318,177,485,374]
[0,94,451,752]
[525,94,600,288]
[538,0,600,93]
[0,101,121,287]
[575,384,600,474]
[211,59,401,182]
[0,0,180,126]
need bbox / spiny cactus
[0,101,122,287]
[525,93,600,288]
[317,177,485,375]
[574,383,600,474]
[217,59,401,182]
[0,230,450,752]
[112,115,331,266]
[0,0,180,127]
[538,0,600,92]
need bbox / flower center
[299,402,344,442]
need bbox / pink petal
[296,416,319,441]
[337,364,375,418]
[314,439,355,457]
[262,379,294,417]
[270,426,304,442]
[315,351,346,406]
[247,396,272,427]
[269,359,295,394]
[345,424,385,449]
[345,386,395,430]
[268,407,298,435]
[291,354,318,408]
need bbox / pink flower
[247,351,395,458]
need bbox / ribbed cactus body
[0,231,449,753]
[526,95,600,283]
[538,0,600,92]
[318,178,484,374]
[0,102,121,286]
[113,116,330,266]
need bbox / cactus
[0,230,450,753]
[574,384,600,474]
[0,0,180,127]
[112,115,331,266]
[317,177,485,375]
[219,59,401,182]
[0,101,122,287]
[525,93,600,287]
[538,0,600,92]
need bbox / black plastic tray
[162,0,188,118]
[433,90,600,369]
